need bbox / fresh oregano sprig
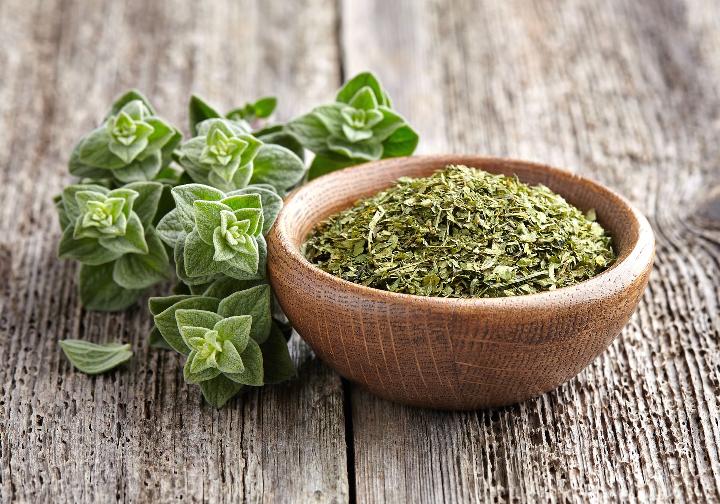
[69,90,181,184]
[287,72,419,179]
[55,181,170,310]
[54,73,419,406]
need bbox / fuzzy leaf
[226,186,282,234]
[214,315,252,351]
[381,124,419,157]
[254,125,305,161]
[175,308,223,331]
[174,239,220,285]
[217,285,272,344]
[327,136,382,161]
[98,212,148,255]
[193,200,230,244]
[189,95,222,135]
[152,296,220,354]
[60,340,133,374]
[216,340,245,374]
[171,184,224,230]
[78,127,124,169]
[123,181,163,228]
[223,339,263,386]
[112,230,169,289]
[112,152,162,183]
[148,294,194,316]
[336,72,392,107]
[201,277,263,299]
[250,144,306,193]
[78,262,144,311]
[184,229,223,278]
[199,375,243,408]
[183,351,222,383]
[58,226,123,265]
[156,209,186,247]
[108,89,156,117]
[285,113,330,153]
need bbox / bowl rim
[269,155,655,309]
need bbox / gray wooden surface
[1,0,719,502]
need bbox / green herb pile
[305,165,615,298]
[53,73,418,407]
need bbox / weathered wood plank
[0,1,349,502]
[341,0,720,501]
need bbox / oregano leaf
[60,339,133,374]
[78,262,144,311]
[199,375,243,408]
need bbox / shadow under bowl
[268,155,655,410]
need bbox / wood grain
[0,1,348,503]
[342,0,720,502]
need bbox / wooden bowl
[268,155,655,410]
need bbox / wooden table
[2,0,719,502]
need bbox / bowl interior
[282,156,640,274]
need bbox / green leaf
[201,277,263,299]
[59,340,133,374]
[112,151,162,183]
[156,209,186,247]
[78,127,124,169]
[175,308,223,331]
[143,118,177,156]
[252,96,277,117]
[224,339,263,386]
[108,89,156,117]
[217,284,272,344]
[58,226,123,265]
[62,183,109,221]
[217,340,245,374]
[183,229,223,278]
[336,72,392,107]
[189,95,222,135]
[255,125,305,161]
[183,351,222,383]
[261,323,296,384]
[285,113,330,153]
[199,374,244,408]
[174,239,220,286]
[214,315,253,350]
[123,181,163,228]
[327,136,382,161]
[172,184,224,229]
[112,230,169,289]
[227,185,283,234]
[249,144,306,193]
[381,124,419,157]
[220,239,259,277]
[307,154,356,180]
[78,262,144,311]
[193,200,229,244]
[348,87,379,111]
[148,294,194,316]
[372,107,406,141]
[98,212,148,255]
[152,296,220,354]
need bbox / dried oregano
[305,165,616,298]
